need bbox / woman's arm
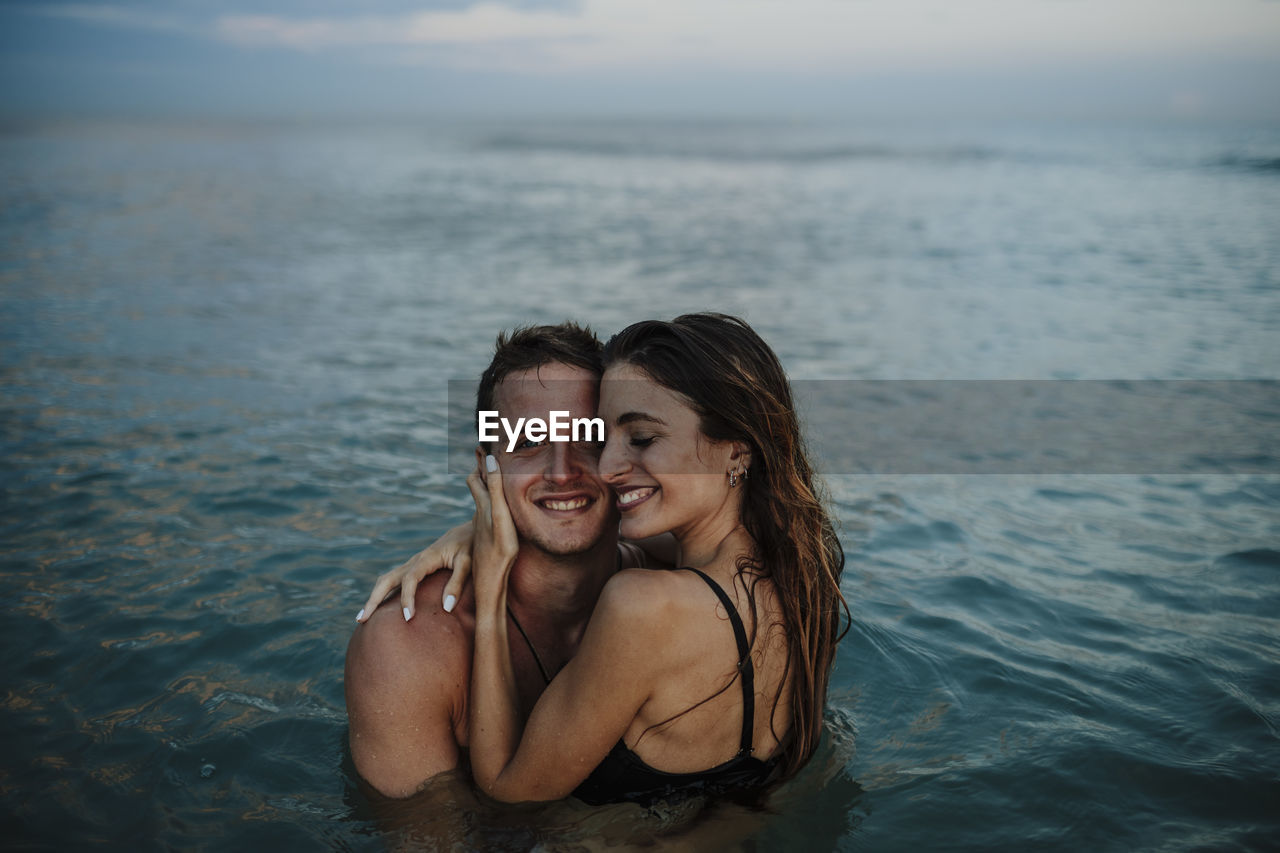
[464,458,522,797]
[353,512,675,624]
[468,456,663,803]
[355,520,474,623]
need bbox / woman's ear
[728,440,753,474]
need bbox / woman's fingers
[467,464,491,519]
[484,454,508,520]
[396,544,449,621]
[356,523,471,622]
[483,455,520,557]
[440,551,471,613]
[399,570,423,622]
[469,455,518,571]
[356,568,401,623]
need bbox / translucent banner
[448,380,1278,475]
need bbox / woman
[464,313,848,806]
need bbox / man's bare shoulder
[348,574,474,669]
[345,572,474,798]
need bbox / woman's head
[600,313,848,780]
[596,358,751,544]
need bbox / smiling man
[344,322,651,798]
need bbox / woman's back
[573,564,793,799]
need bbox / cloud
[215,3,594,50]
[16,0,1280,77]
[25,2,199,35]
[5,0,1278,117]
[210,0,1280,74]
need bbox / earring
[728,470,739,488]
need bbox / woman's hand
[355,519,474,623]
[466,455,519,610]
[466,453,532,801]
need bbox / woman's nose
[597,434,629,483]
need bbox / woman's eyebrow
[614,411,667,427]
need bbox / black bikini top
[566,567,782,807]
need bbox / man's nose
[545,442,583,483]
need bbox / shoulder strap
[682,567,756,756]
[507,606,551,686]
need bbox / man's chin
[522,527,612,559]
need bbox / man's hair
[475,321,604,420]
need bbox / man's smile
[533,492,596,515]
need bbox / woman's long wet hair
[603,313,849,781]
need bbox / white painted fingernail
[403,607,412,622]
[355,608,365,622]
[485,454,498,472]
[443,594,456,613]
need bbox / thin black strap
[507,606,551,686]
[510,550,622,689]
[682,568,756,756]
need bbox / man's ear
[475,444,488,484]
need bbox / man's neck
[506,533,619,649]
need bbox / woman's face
[597,362,741,542]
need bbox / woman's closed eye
[629,435,656,448]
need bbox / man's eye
[630,435,656,448]
[518,438,547,450]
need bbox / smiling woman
[598,362,744,531]
[465,313,849,807]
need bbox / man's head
[475,323,615,557]
[475,322,604,420]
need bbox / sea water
[2,116,1278,849]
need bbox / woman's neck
[673,508,752,574]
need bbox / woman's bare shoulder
[598,567,705,612]
[589,568,731,664]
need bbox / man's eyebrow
[615,411,667,427]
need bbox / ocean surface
[2,116,1278,850]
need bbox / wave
[1209,153,1280,174]
[479,132,1000,165]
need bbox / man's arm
[345,574,470,798]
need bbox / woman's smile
[615,486,657,510]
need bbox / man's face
[481,363,616,557]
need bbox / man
[345,323,650,798]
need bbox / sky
[2,0,1279,119]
